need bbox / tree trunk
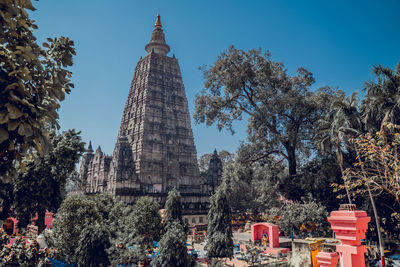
[366,183,385,266]
[336,147,352,205]
[286,145,297,177]
[355,143,385,266]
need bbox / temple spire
[213,149,218,156]
[155,13,162,28]
[145,14,170,55]
[86,141,93,153]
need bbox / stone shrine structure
[79,15,209,218]
[202,149,223,194]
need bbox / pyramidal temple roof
[145,14,170,56]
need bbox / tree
[93,193,132,241]
[340,124,400,266]
[76,223,111,267]
[222,155,280,215]
[343,123,400,206]
[268,199,329,238]
[360,62,400,133]
[152,221,194,267]
[316,91,363,204]
[12,129,84,233]
[48,194,128,265]
[298,156,342,212]
[95,194,133,266]
[49,195,101,264]
[0,1,76,181]
[125,196,162,261]
[164,187,185,229]
[194,46,333,177]
[206,186,233,261]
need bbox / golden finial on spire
[155,14,162,28]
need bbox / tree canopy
[206,186,233,259]
[49,195,101,264]
[343,123,400,205]
[267,199,329,238]
[125,196,162,260]
[48,194,129,265]
[360,62,400,133]
[195,46,335,177]
[222,154,281,214]
[0,0,76,181]
[152,220,194,267]
[164,187,185,229]
[13,129,84,232]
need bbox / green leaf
[0,128,9,143]
[7,120,20,131]
[18,123,25,136]
[23,124,33,137]
[6,103,24,119]
[0,111,9,124]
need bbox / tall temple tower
[112,14,201,194]
[80,15,207,217]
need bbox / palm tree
[360,62,400,133]
[319,90,387,265]
[317,91,363,204]
[358,62,400,267]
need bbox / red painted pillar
[316,252,340,267]
[328,205,370,267]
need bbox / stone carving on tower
[107,134,138,195]
[79,15,207,212]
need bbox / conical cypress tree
[152,221,194,267]
[164,187,184,228]
[205,186,233,259]
[125,196,162,261]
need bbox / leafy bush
[48,194,130,265]
[267,199,330,237]
[0,231,50,266]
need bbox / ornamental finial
[155,14,162,28]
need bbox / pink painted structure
[1,211,54,236]
[317,207,370,267]
[2,217,18,235]
[251,222,279,248]
[316,252,340,267]
[251,222,290,255]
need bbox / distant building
[79,15,208,217]
[202,149,223,194]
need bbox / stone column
[316,252,340,267]
[328,204,370,267]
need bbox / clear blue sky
[30,0,400,157]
